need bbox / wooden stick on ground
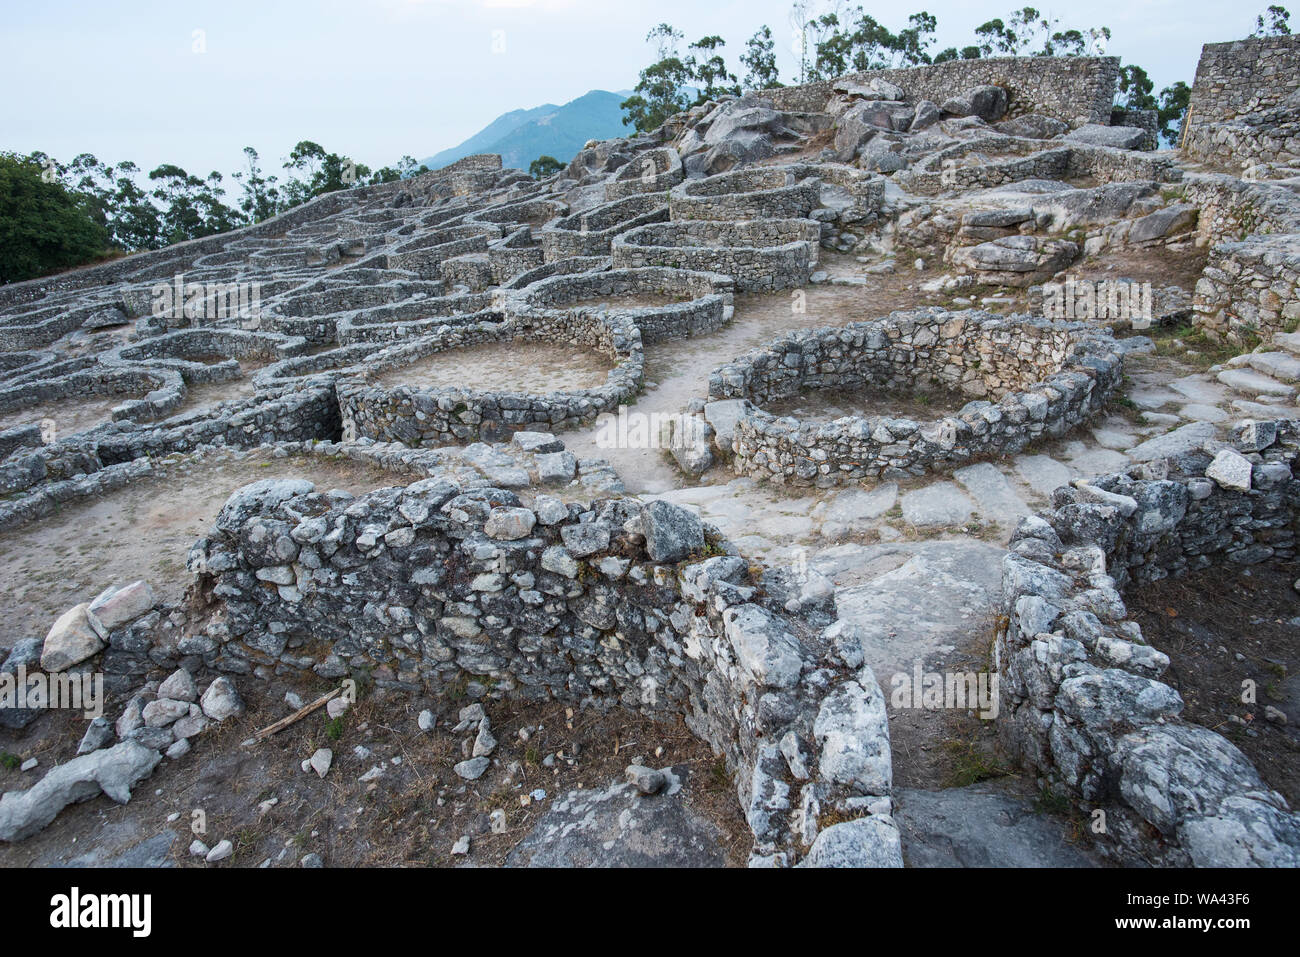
[252,687,343,742]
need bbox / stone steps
[1275,331,1300,357]
[1243,351,1300,383]
[1232,397,1298,418]
[1215,366,1298,402]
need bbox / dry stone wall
[997,418,1300,865]
[1183,35,1300,169]
[709,309,1122,486]
[188,471,902,866]
[1185,174,1300,343]
[612,219,821,291]
[767,56,1120,126]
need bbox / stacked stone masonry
[997,418,1300,866]
[709,309,1123,486]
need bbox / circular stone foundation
[513,267,734,344]
[611,219,822,291]
[540,194,668,261]
[708,308,1123,486]
[0,364,189,438]
[337,308,645,445]
[668,167,822,221]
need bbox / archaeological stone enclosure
[2,36,1300,869]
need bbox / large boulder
[1063,124,1149,150]
[669,416,714,477]
[1127,203,1198,244]
[813,679,892,795]
[1116,723,1300,866]
[40,604,105,673]
[216,479,314,532]
[1035,182,1156,231]
[858,133,908,173]
[950,235,1078,286]
[834,101,911,161]
[0,742,162,842]
[701,98,790,146]
[799,815,904,867]
[640,500,704,563]
[686,98,798,175]
[703,399,749,454]
[87,580,154,632]
[995,114,1070,139]
[724,605,806,690]
[910,100,943,132]
[82,306,130,330]
[941,85,1008,122]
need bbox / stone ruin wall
[997,419,1300,866]
[611,219,822,291]
[767,55,1120,126]
[1175,38,1300,344]
[1185,174,1300,344]
[1182,35,1300,169]
[185,472,901,866]
[9,43,1300,865]
[709,310,1123,486]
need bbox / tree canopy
[0,141,427,283]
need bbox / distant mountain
[418,90,633,171]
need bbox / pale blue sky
[0,1,1261,181]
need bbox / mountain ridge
[418,89,633,171]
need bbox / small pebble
[625,764,666,796]
[310,748,333,778]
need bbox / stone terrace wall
[1183,35,1300,167]
[1184,174,1300,343]
[766,56,1119,126]
[190,477,903,866]
[997,419,1300,866]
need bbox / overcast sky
[0,1,1263,183]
